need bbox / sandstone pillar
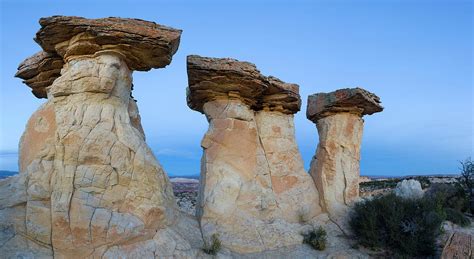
[1,16,201,258]
[306,88,383,223]
[187,55,322,253]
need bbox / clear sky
[0,0,472,176]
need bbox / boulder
[441,231,472,259]
[394,179,424,199]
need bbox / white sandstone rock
[394,179,424,199]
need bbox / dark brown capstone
[15,51,64,98]
[262,76,301,114]
[306,87,383,122]
[186,55,301,114]
[35,16,182,71]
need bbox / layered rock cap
[15,51,64,98]
[186,55,301,114]
[15,16,182,98]
[307,87,383,122]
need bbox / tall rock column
[0,16,205,258]
[256,77,322,223]
[187,55,322,253]
[306,88,383,223]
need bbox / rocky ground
[170,175,473,258]
[171,177,199,215]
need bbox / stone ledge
[15,51,64,98]
[306,87,383,122]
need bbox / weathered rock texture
[187,55,322,253]
[1,16,204,258]
[15,51,64,98]
[307,88,383,225]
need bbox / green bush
[445,208,471,227]
[349,193,444,257]
[202,233,221,255]
[302,226,327,251]
[425,183,469,212]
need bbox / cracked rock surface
[0,16,203,258]
[188,55,322,253]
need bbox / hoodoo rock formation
[306,88,383,225]
[1,16,203,258]
[2,15,388,258]
[187,55,322,253]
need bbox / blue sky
[0,0,472,176]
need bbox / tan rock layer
[187,55,301,114]
[197,99,315,253]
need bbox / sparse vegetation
[297,208,310,224]
[458,158,474,214]
[445,208,471,227]
[202,233,221,255]
[425,183,469,213]
[359,178,399,191]
[302,226,327,251]
[349,193,444,257]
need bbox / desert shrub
[359,178,400,192]
[409,176,431,189]
[445,208,471,227]
[425,183,468,212]
[458,158,474,213]
[202,233,221,255]
[302,226,327,251]
[349,193,444,257]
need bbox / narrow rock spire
[306,87,383,228]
